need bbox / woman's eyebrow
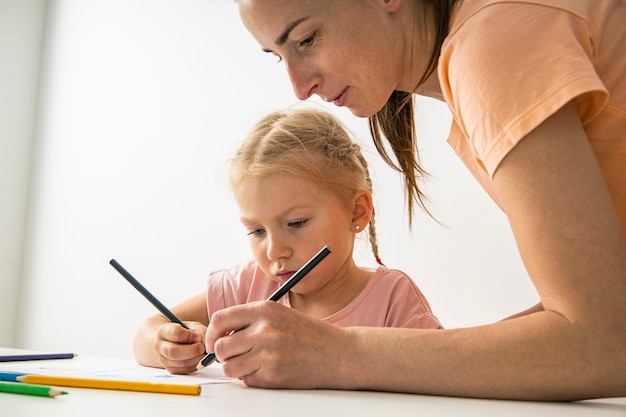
[262,17,310,53]
[275,17,309,46]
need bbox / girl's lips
[276,271,294,282]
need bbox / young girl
[204,0,626,400]
[133,107,442,374]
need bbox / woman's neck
[398,0,447,101]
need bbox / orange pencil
[16,375,200,396]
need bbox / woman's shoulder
[450,0,597,35]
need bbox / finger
[186,322,207,342]
[159,322,202,344]
[205,303,259,350]
[214,303,290,378]
[214,327,254,368]
[161,359,203,375]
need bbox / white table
[2,374,626,416]
[1,351,625,417]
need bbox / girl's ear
[351,190,374,229]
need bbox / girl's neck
[288,262,373,320]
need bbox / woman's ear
[351,190,374,229]
[379,0,404,13]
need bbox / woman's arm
[133,291,209,374]
[502,302,543,320]
[206,102,626,400]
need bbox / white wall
[10,0,537,358]
[0,0,47,347]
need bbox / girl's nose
[266,234,292,261]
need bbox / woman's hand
[205,301,354,388]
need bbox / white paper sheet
[0,348,236,385]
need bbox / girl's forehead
[235,174,342,207]
[235,176,328,217]
[239,174,321,193]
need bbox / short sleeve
[439,2,608,177]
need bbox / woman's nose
[285,60,319,101]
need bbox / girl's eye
[247,228,265,236]
[273,53,283,63]
[289,219,308,228]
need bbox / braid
[355,151,384,266]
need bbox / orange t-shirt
[439,0,626,232]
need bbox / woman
[204,0,626,400]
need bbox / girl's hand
[155,321,207,374]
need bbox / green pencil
[0,380,68,397]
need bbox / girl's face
[234,174,358,296]
[237,0,410,118]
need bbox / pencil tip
[195,363,205,371]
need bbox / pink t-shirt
[206,259,443,329]
[439,0,626,231]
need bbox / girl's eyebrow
[239,203,315,225]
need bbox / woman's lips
[332,88,348,107]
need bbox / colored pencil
[109,259,190,329]
[0,371,26,381]
[16,375,200,396]
[196,245,331,370]
[0,352,76,362]
[0,380,67,397]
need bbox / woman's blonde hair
[230,107,383,265]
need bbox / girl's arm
[206,101,626,400]
[133,291,209,374]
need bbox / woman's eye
[299,34,314,48]
[289,219,308,228]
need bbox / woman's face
[238,0,408,118]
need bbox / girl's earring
[354,225,361,232]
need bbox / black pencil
[196,245,331,370]
[109,259,190,329]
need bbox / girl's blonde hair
[230,107,383,265]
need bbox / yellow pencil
[16,375,200,396]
